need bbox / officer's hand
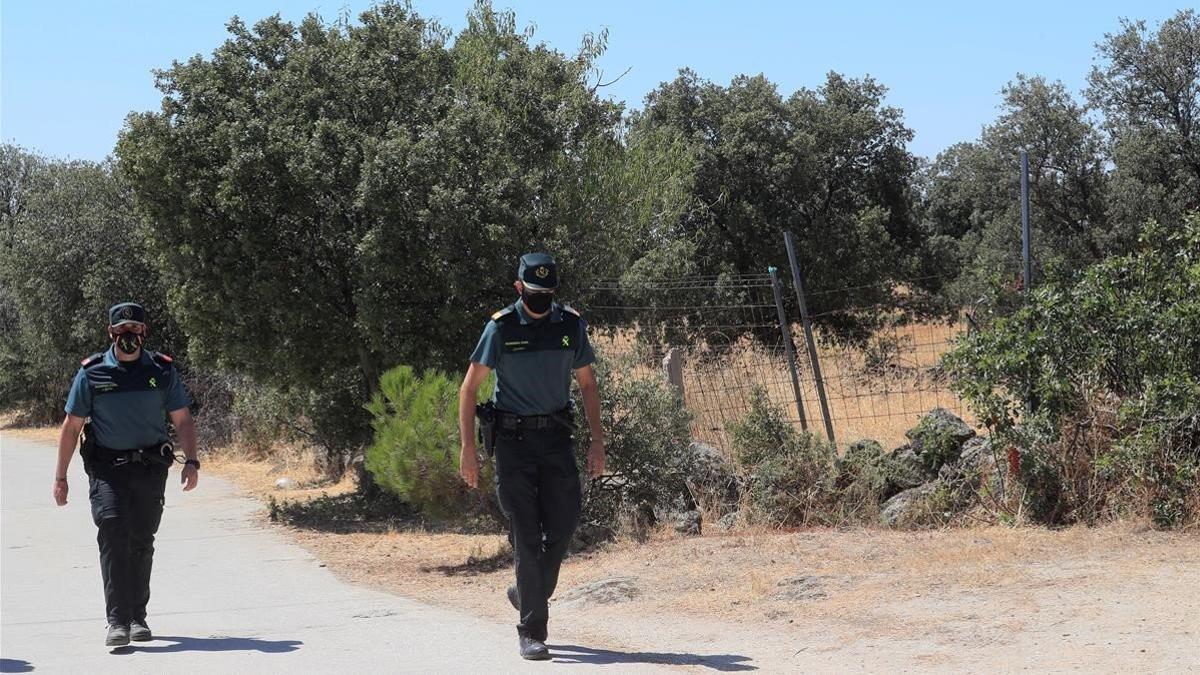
[460,446,480,489]
[53,478,69,506]
[181,465,199,491]
[586,440,606,479]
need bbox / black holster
[79,422,98,477]
[476,402,498,457]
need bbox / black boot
[105,623,130,647]
[129,618,152,642]
[519,635,550,660]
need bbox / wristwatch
[184,459,201,470]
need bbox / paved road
[0,433,670,674]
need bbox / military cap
[109,302,147,326]
[518,253,558,291]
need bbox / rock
[879,482,940,527]
[571,522,615,551]
[557,577,641,608]
[715,511,740,531]
[905,408,976,472]
[771,575,828,601]
[672,509,702,536]
[686,442,740,511]
[274,477,298,490]
[939,437,999,482]
[883,445,931,494]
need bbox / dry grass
[595,319,972,453]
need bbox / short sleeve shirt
[65,347,192,450]
[470,301,595,415]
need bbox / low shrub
[574,352,694,537]
[364,365,496,523]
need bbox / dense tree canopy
[0,146,182,419]
[115,2,694,453]
[630,69,922,313]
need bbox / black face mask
[522,291,554,314]
[114,331,144,355]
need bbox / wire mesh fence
[577,271,971,451]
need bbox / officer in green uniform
[458,253,605,661]
[52,302,200,647]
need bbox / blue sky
[1,1,1188,162]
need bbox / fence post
[768,266,808,430]
[662,347,684,398]
[783,230,836,444]
[1021,149,1032,295]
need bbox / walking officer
[458,253,605,661]
[51,302,199,647]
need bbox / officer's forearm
[175,416,197,460]
[55,416,83,478]
[458,386,477,450]
[579,382,604,444]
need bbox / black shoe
[129,619,152,642]
[519,636,550,661]
[105,624,130,647]
[507,584,520,611]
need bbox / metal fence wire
[577,272,971,451]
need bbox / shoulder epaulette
[150,351,174,366]
[80,353,105,368]
[561,305,581,317]
[491,306,516,322]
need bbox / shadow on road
[549,644,755,671]
[0,659,34,673]
[109,636,302,655]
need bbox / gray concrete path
[0,433,671,674]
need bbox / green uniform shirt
[470,300,595,415]
[65,346,191,451]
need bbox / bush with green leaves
[729,389,842,526]
[944,216,1200,527]
[364,365,495,522]
[573,352,694,534]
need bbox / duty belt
[101,442,177,468]
[496,409,574,431]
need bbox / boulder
[557,577,641,608]
[274,477,298,490]
[883,445,932,495]
[715,511,739,531]
[879,482,941,527]
[939,436,995,482]
[905,408,976,472]
[686,442,740,511]
[672,509,702,536]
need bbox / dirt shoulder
[206,453,1200,672]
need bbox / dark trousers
[87,461,168,625]
[494,425,581,640]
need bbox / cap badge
[535,266,550,279]
[122,306,133,319]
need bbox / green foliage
[0,145,183,419]
[364,365,493,521]
[575,352,694,532]
[1088,10,1200,229]
[921,76,1110,304]
[944,216,1200,526]
[631,69,927,333]
[730,389,840,526]
[115,2,693,459]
